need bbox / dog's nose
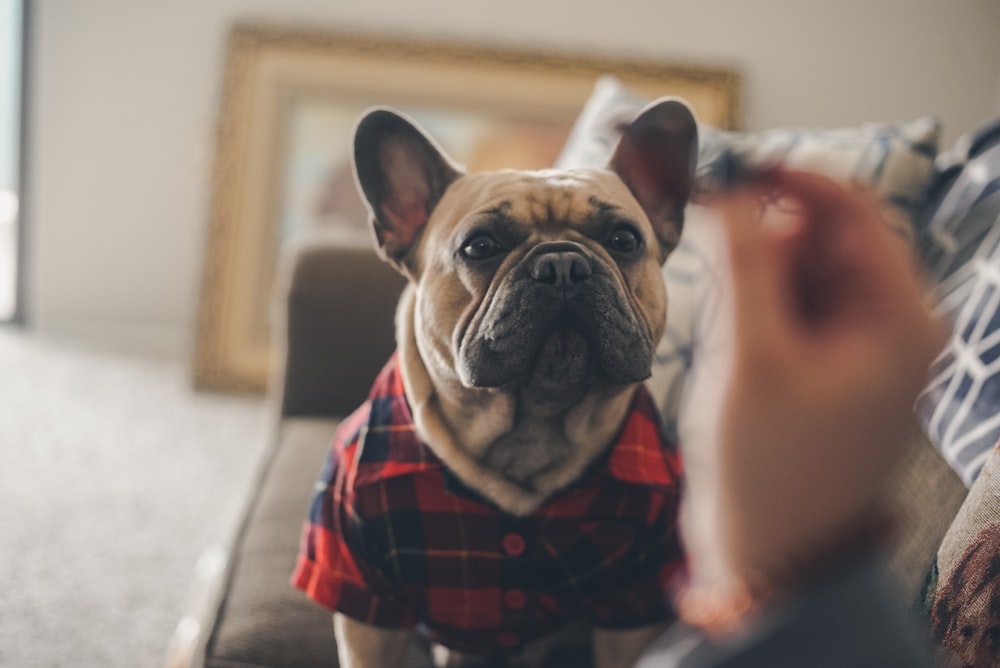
[530,250,592,287]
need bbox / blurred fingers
[708,188,800,342]
[762,169,947,374]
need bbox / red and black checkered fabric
[292,354,685,655]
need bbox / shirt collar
[605,385,681,488]
[358,354,680,491]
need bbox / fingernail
[760,191,805,237]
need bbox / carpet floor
[0,327,271,667]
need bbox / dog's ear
[609,98,698,261]
[352,108,463,275]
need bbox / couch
[165,234,406,667]
[166,86,1000,667]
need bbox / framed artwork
[194,24,741,392]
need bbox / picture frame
[194,24,741,393]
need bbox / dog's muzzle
[457,238,655,391]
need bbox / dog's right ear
[352,108,463,275]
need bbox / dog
[293,98,698,667]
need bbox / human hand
[679,169,946,600]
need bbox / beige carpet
[0,327,270,667]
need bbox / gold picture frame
[194,24,741,393]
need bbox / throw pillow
[916,117,1000,486]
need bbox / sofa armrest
[272,231,406,419]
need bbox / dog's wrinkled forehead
[439,168,647,235]
[488,171,625,228]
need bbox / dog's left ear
[609,98,698,261]
[352,108,464,276]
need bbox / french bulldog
[296,98,698,668]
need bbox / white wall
[0,1,22,320]
[0,0,20,191]
[27,0,1000,356]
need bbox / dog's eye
[461,234,503,260]
[607,227,642,254]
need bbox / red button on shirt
[502,533,526,556]
[503,589,526,609]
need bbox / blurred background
[10,0,1000,350]
[1,1,999,667]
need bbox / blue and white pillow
[696,119,940,234]
[558,75,942,438]
[917,117,1000,486]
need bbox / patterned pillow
[916,117,1000,486]
[557,75,942,437]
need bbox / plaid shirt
[292,354,685,655]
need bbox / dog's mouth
[530,321,593,387]
[459,293,653,393]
